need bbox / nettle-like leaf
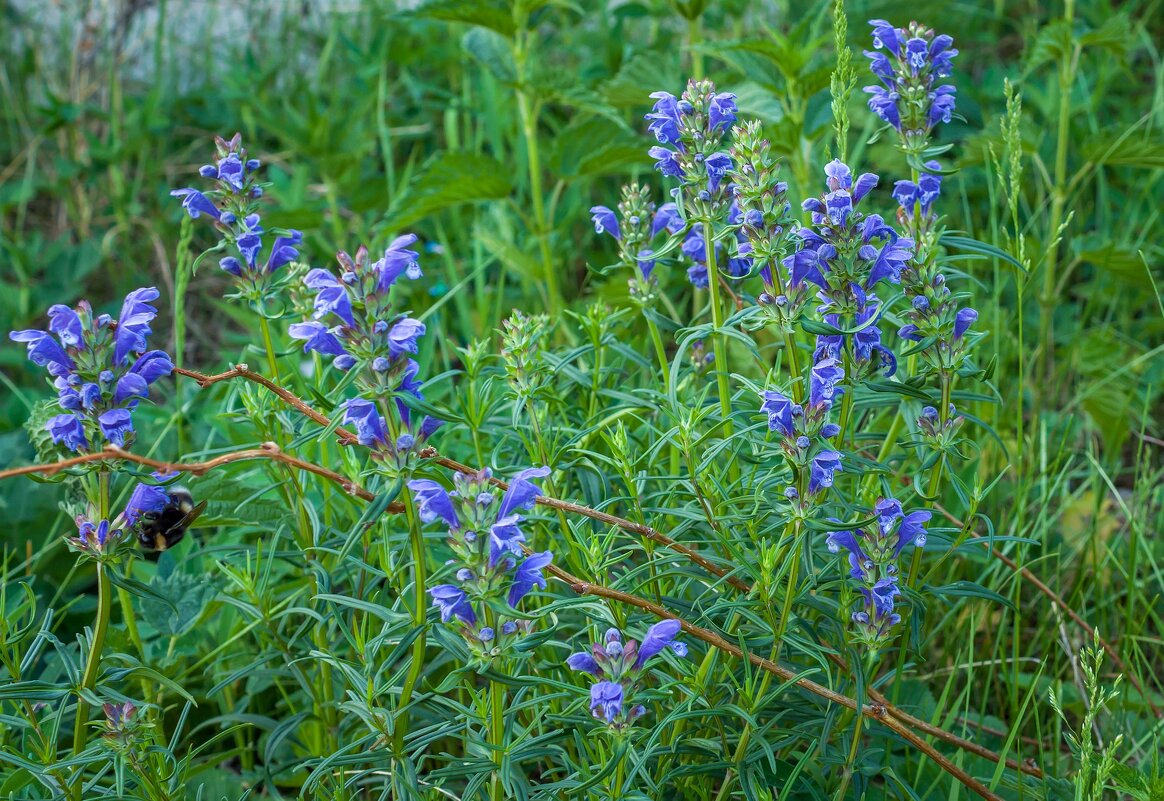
[140,557,219,638]
[462,26,516,83]
[600,51,681,108]
[548,117,645,179]
[385,151,514,229]
[407,0,516,37]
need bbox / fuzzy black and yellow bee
[137,487,207,551]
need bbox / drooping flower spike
[10,289,173,453]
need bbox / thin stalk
[890,370,951,693]
[70,473,112,799]
[514,31,560,317]
[713,534,801,801]
[645,312,680,477]
[257,316,282,385]
[392,488,428,753]
[702,225,734,446]
[489,676,506,801]
[1040,0,1076,388]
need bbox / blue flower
[170,188,221,220]
[128,350,174,386]
[704,152,733,193]
[498,466,550,519]
[634,619,688,668]
[869,19,902,55]
[288,322,348,357]
[508,550,553,607]
[809,450,842,494]
[809,357,845,409]
[47,413,87,451]
[408,479,460,529]
[760,390,798,437]
[649,146,684,178]
[430,584,475,624]
[589,206,620,240]
[124,478,173,527]
[954,307,977,339]
[113,288,160,367]
[707,92,738,133]
[651,203,684,237]
[590,681,624,722]
[375,234,422,291]
[388,318,425,357]
[98,408,134,447]
[567,650,602,675]
[10,330,73,375]
[265,230,302,273]
[646,92,683,144]
[636,249,657,282]
[342,398,390,448]
[47,305,84,349]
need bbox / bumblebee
[137,487,207,551]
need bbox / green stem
[258,316,282,385]
[645,312,681,478]
[890,371,951,693]
[702,222,734,447]
[393,490,428,753]
[489,678,506,801]
[514,33,560,318]
[71,561,111,799]
[713,533,802,801]
[1040,0,1075,388]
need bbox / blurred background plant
[0,0,1162,799]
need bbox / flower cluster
[171,134,302,304]
[787,160,914,378]
[589,184,685,299]
[10,289,173,452]
[864,21,958,151]
[289,240,439,460]
[646,80,737,219]
[728,120,796,315]
[566,620,687,729]
[826,497,931,649]
[67,474,187,559]
[409,467,553,660]
[891,165,978,375]
[759,355,845,503]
